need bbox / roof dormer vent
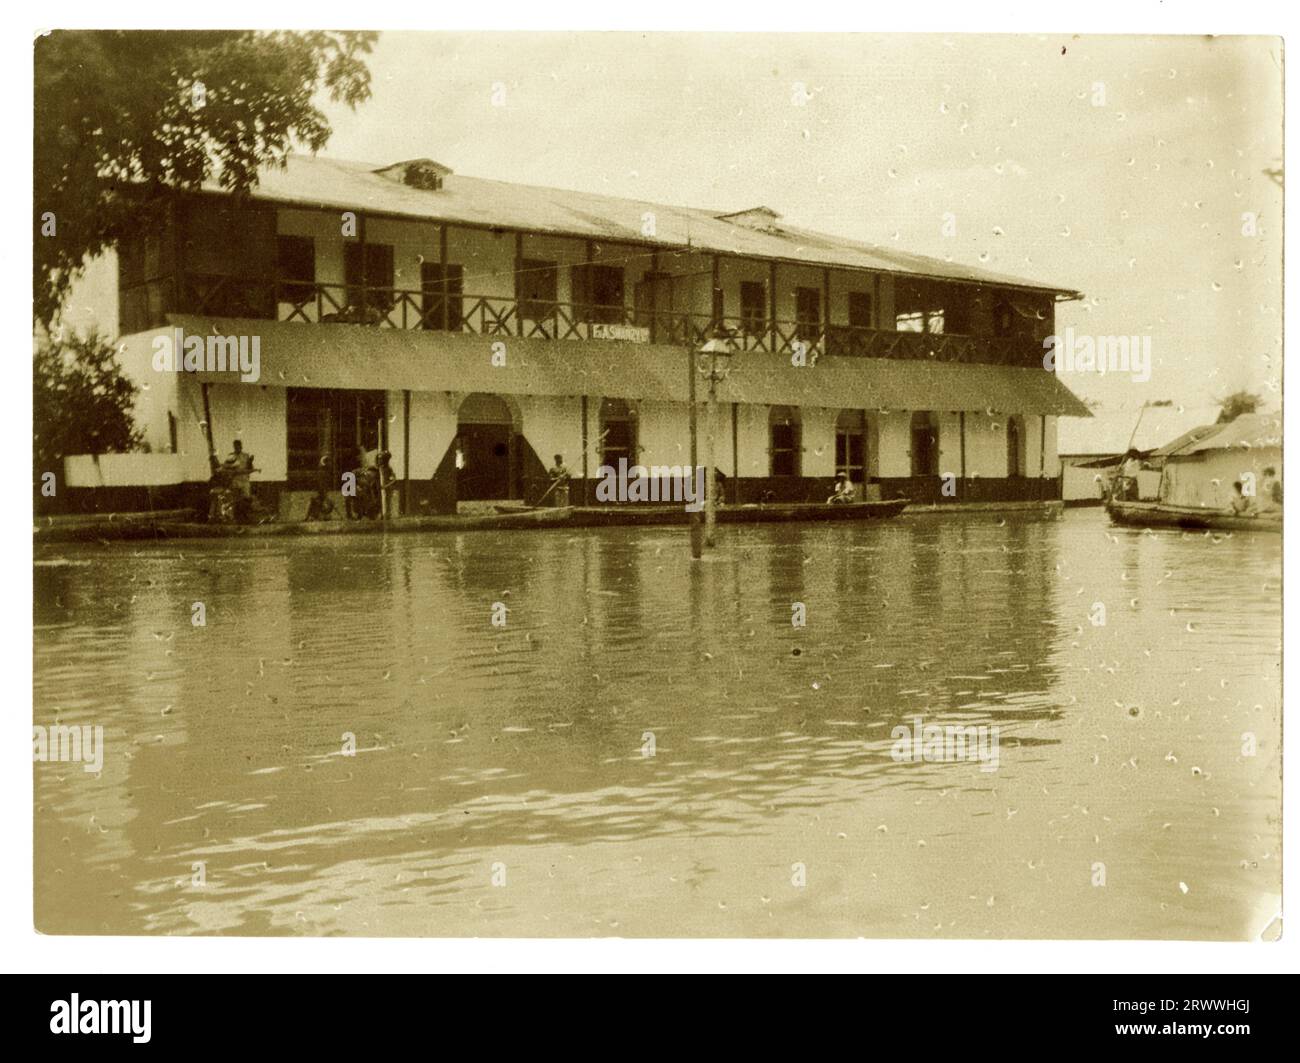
[373,159,453,191]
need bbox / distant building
[1058,404,1222,505]
[103,155,1089,517]
[1156,412,1282,509]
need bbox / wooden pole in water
[580,395,589,507]
[200,382,217,473]
[688,343,701,559]
[705,372,717,547]
[402,389,411,516]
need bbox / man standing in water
[547,454,571,507]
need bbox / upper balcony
[158,270,1051,370]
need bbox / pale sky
[66,32,1284,435]
[316,32,1282,421]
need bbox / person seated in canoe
[1262,467,1283,512]
[828,471,857,504]
[547,454,571,507]
[1230,480,1258,517]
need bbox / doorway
[456,393,516,501]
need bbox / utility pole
[697,332,736,552]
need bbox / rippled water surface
[33,510,1281,938]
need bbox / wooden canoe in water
[35,499,909,545]
[494,499,910,526]
[1106,499,1281,534]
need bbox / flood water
[33,509,1281,938]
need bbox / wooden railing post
[769,261,778,353]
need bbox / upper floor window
[518,259,558,329]
[344,242,394,311]
[896,309,944,333]
[421,262,464,331]
[277,235,315,306]
[740,281,766,335]
[848,291,873,330]
[795,287,821,342]
[573,263,624,324]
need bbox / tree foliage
[34,30,377,324]
[1215,390,1263,423]
[34,330,143,475]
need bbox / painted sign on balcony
[591,323,651,343]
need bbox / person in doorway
[828,470,857,504]
[547,454,571,507]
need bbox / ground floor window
[599,398,637,470]
[910,411,939,477]
[1007,415,1026,477]
[835,409,867,484]
[770,405,802,477]
[286,388,387,491]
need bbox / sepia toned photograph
[29,26,1282,947]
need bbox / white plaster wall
[519,394,585,470]
[962,412,1008,478]
[404,391,459,478]
[203,382,288,482]
[877,411,913,477]
[936,412,961,477]
[635,400,694,470]
[734,403,771,478]
[118,327,181,453]
[801,407,839,477]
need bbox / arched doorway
[456,393,516,500]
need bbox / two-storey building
[110,154,1089,517]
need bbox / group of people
[207,438,399,524]
[306,447,397,521]
[1230,466,1283,517]
[207,439,259,524]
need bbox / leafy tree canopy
[34,29,377,324]
[34,329,143,475]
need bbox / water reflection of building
[101,155,1089,518]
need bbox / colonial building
[109,155,1089,516]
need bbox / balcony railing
[163,272,1045,368]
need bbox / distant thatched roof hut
[1158,412,1282,509]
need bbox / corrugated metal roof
[1149,423,1220,458]
[219,155,1081,298]
[172,314,1091,417]
[1163,412,1283,457]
